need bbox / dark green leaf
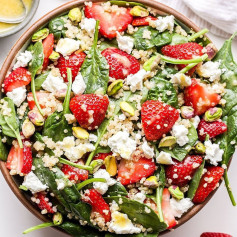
[35,71,50,91]
[171,33,188,45]
[0,134,8,161]
[109,0,146,8]
[98,39,118,52]
[106,182,128,197]
[48,16,67,41]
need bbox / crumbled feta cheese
[171,73,191,87]
[172,124,189,146]
[56,179,65,190]
[6,86,27,107]
[126,69,148,92]
[156,151,174,165]
[190,116,200,129]
[13,50,32,69]
[170,198,193,218]
[93,169,116,194]
[133,192,146,203]
[72,73,86,95]
[22,172,48,194]
[89,134,98,142]
[80,17,96,36]
[141,141,154,158]
[118,114,126,121]
[108,131,136,159]
[116,31,134,54]
[204,140,224,166]
[153,15,174,32]
[109,211,141,234]
[56,38,81,56]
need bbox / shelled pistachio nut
[130,6,149,17]
[158,136,176,148]
[49,51,60,62]
[204,107,222,122]
[120,101,135,116]
[143,176,159,188]
[28,110,44,126]
[143,55,161,71]
[53,212,63,226]
[22,118,35,138]
[181,106,194,119]
[68,8,82,24]
[168,185,184,200]
[104,155,117,176]
[195,142,206,154]
[32,28,49,42]
[107,80,123,96]
[72,127,89,139]
[90,159,104,174]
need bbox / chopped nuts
[204,107,222,122]
[120,101,135,116]
[130,6,149,17]
[104,155,117,176]
[32,28,49,42]
[72,127,89,139]
[22,118,35,138]
[168,185,184,200]
[28,110,44,126]
[68,8,82,24]
[49,51,60,62]
[158,136,176,148]
[107,80,123,96]
[143,176,159,189]
[195,142,206,154]
[53,212,63,225]
[181,106,195,119]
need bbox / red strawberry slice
[42,33,54,70]
[101,47,140,79]
[162,188,177,229]
[184,79,221,115]
[144,198,159,214]
[118,157,156,185]
[82,189,111,222]
[193,166,224,203]
[3,67,31,93]
[61,163,88,183]
[27,91,50,110]
[161,42,204,75]
[201,232,232,237]
[85,3,133,39]
[198,119,227,141]
[70,94,109,130]
[6,139,32,175]
[35,192,55,214]
[57,50,86,82]
[165,155,203,187]
[141,100,179,141]
[132,16,157,26]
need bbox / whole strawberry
[141,100,179,141]
[42,33,54,70]
[193,166,224,203]
[165,155,203,187]
[35,192,55,214]
[62,164,89,183]
[70,94,109,130]
[198,119,227,141]
[201,232,232,237]
[101,47,140,79]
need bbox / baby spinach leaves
[48,16,67,41]
[106,182,128,197]
[0,134,8,161]
[35,71,50,91]
[81,21,109,95]
[0,98,23,148]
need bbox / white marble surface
[0,0,237,236]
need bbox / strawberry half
[57,50,86,82]
[85,3,133,39]
[165,155,203,187]
[70,94,109,130]
[193,166,224,203]
[27,91,50,110]
[201,233,232,237]
[132,16,157,26]
[141,100,179,141]
[35,192,55,214]
[184,79,221,115]
[101,47,140,79]
[118,157,156,185]
[82,189,111,222]
[198,119,227,141]
[42,33,54,70]
[3,67,31,93]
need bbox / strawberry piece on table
[42,33,54,70]
[6,139,32,175]
[132,16,157,26]
[101,47,140,80]
[162,188,177,229]
[82,189,111,222]
[141,100,179,141]
[193,166,224,204]
[161,42,204,75]
[165,155,203,187]
[70,94,109,130]
[201,232,232,237]
[184,79,221,115]
[35,192,55,214]
[57,50,86,82]
[27,91,51,110]
[85,3,133,39]
[3,67,31,93]
[118,157,156,185]
[198,119,227,141]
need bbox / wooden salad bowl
[0,0,223,236]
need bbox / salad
[0,1,236,236]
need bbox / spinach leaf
[109,0,146,8]
[35,71,50,91]
[106,182,128,197]
[171,33,188,45]
[161,124,198,161]
[98,39,118,52]
[154,67,178,80]
[0,97,23,148]
[81,21,109,95]
[48,16,67,41]
[105,196,167,233]
[133,26,172,50]
[0,134,8,161]
[18,107,29,130]
[187,160,205,200]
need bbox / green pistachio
[53,212,63,226]
[195,142,206,154]
[89,159,104,174]
[158,136,176,148]
[49,51,60,62]
[68,8,82,24]
[143,176,159,189]
[168,185,184,200]
[120,101,135,116]
[143,55,161,71]
[204,107,222,122]
[130,6,149,17]
[28,110,44,126]
[104,155,117,176]
[107,80,123,96]
[32,28,49,42]
[181,106,195,119]
[22,118,35,138]
[72,127,89,140]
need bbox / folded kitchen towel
[157,0,237,37]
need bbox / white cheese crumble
[6,86,27,107]
[13,50,32,70]
[108,131,136,160]
[171,73,192,87]
[80,17,96,36]
[72,73,86,95]
[133,192,146,203]
[153,15,175,32]
[172,124,189,147]
[170,198,193,218]
[89,134,98,142]
[56,38,81,56]
[116,31,134,54]
[190,115,200,129]
[141,141,154,159]
[156,151,174,165]
[56,179,66,190]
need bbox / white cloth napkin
[157,0,237,38]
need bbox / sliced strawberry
[165,155,203,187]
[27,91,51,110]
[141,100,179,141]
[3,67,31,93]
[101,47,140,79]
[132,16,157,26]
[193,166,224,203]
[201,232,232,237]
[184,79,221,115]
[118,157,156,185]
[144,198,159,214]
[56,50,86,82]
[85,3,133,39]
[42,33,54,70]
[198,119,227,141]
[35,192,55,214]
[82,189,111,222]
